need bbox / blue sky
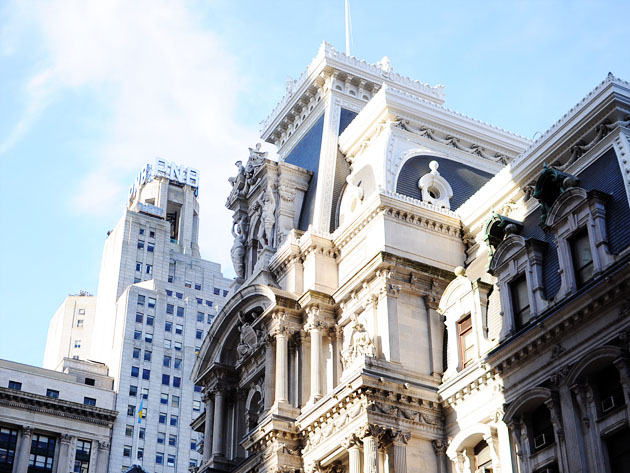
[1,0,629,367]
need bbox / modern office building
[43,292,97,370]
[43,159,232,472]
[191,42,630,473]
[0,357,116,473]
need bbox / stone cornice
[0,387,117,426]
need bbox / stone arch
[390,148,449,193]
[565,345,624,386]
[546,187,588,227]
[504,387,553,424]
[447,423,493,459]
[488,234,526,275]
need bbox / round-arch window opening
[428,186,440,199]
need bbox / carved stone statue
[245,143,267,188]
[342,317,376,368]
[237,321,258,362]
[228,160,248,200]
[257,186,276,248]
[230,215,248,279]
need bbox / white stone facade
[192,44,630,473]
[0,358,116,473]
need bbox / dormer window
[457,314,474,368]
[510,275,531,330]
[418,161,453,209]
[570,228,593,288]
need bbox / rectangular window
[144,350,152,362]
[146,315,154,326]
[162,374,170,385]
[46,389,59,398]
[174,358,182,369]
[145,332,153,343]
[142,369,151,380]
[191,441,197,450]
[136,313,143,323]
[133,347,141,358]
[167,454,176,467]
[161,393,168,405]
[168,434,177,446]
[166,303,174,314]
[138,428,145,440]
[165,321,172,332]
[137,448,143,460]
[172,377,181,388]
[136,262,142,272]
[196,329,203,339]
[149,230,155,238]
[571,229,594,288]
[170,415,178,427]
[29,433,56,470]
[194,385,202,393]
[195,283,202,291]
[127,405,135,416]
[192,400,201,411]
[123,446,131,458]
[175,324,183,335]
[139,228,145,235]
[131,366,139,377]
[164,339,172,349]
[157,433,165,444]
[134,277,141,283]
[171,395,180,408]
[166,289,173,297]
[129,385,137,397]
[76,319,84,327]
[137,294,145,306]
[176,306,184,317]
[146,264,152,275]
[78,308,85,315]
[147,243,155,253]
[84,378,95,386]
[197,312,204,322]
[83,397,96,406]
[185,280,192,288]
[148,297,156,308]
[196,297,203,304]
[168,275,173,283]
[74,340,81,348]
[213,288,220,295]
[125,425,134,437]
[163,355,171,367]
[137,240,145,249]
[457,315,475,368]
[510,275,531,329]
[156,453,164,465]
[74,440,91,473]
[174,341,182,351]
[223,290,228,297]
[206,300,213,307]
[159,412,167,424]
[208,314,214,324]
[176,292,183,300]
[141,388,149,399]
[133,330,142,340]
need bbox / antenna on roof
[345,0,353,56]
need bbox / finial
[454,266,466,277]
[429,160,439,174]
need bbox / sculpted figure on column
[231,216,248,279]
[257,185,276,248]
[342,316,375,368]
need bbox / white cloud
[3,0,273,275]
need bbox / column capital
[432,439,447,456]
[342,433,362,449]
[390,430,410,446]
[98,440,110,451]
[59,433,73,445]
[21,426,34,437]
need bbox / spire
[345,0,352,56]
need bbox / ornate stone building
[192,42,630,473]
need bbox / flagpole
[345,0,351,56]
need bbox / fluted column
[263,336,275,411]
[57,434,72,473]
[363,434,378,473]
[212,388,225,457]
[348,444,361,473]
[432,440,448,473]
[15,426,33,473]
[309,324,323,403]
[391,432,409,473]
[95,441,110,473]
[508,418,530,473]
[275,330,289,403]
[203,392,215,462]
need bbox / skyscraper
[45,159,232,472]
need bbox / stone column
[572,383,604,471]
[376,280,401,363]
[545,395,569,473]
[57,434,73,473]
[508,418,530,473]
[334,326,343,385]
[212,388,225,457]
[263,336,275,411]
[558,384,586,472]
[14,426,33,473]
[203,392,215,462]
[363,434,378,473]
[613,357,630,420]
[275,330,289,403]
[309,324,323,403]
[391,432,409,473]
[95,441,110,473]
[348,443,362,473]
[299,330,310,406]
[432,440,448,473]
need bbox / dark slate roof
[395,155,494,210]
[124,465,149,473]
